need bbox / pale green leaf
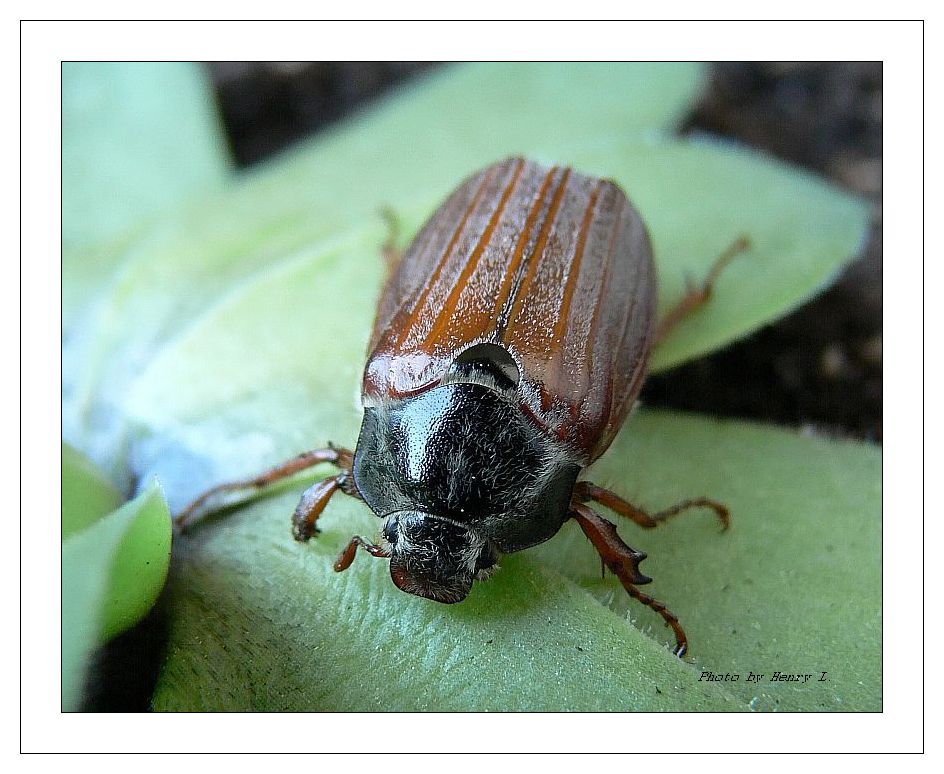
[62,62,230,324]
[532,411,881,711]
[151,411,879,711]
[561,136,870,371]
[62,482,172,710]
[62,441,122,539]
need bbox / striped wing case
[363,157,657,463]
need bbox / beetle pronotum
[178,157,747,656]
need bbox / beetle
[178,157,747,656]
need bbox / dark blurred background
[207,62,882,442]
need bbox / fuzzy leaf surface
[151,411,879,712]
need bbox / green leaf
[245,62,707,216]
[151,411,879,711]
[61,441,122,539]
[532,411,882,712]
[563,136,870,372]
[62,481,172,711]
[62,62,230,325]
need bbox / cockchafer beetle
[178,156,748,656]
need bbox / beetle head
[382,511,498,603]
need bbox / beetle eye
[382,518,399,544]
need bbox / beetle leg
[654,235,751,345]
[292,475,342,541]
[571,503,651,584]
[176,445,355,532]
[573,481,729,531]
[571,503,689,657]
[623,585,689,658]
[334,536,391,572]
